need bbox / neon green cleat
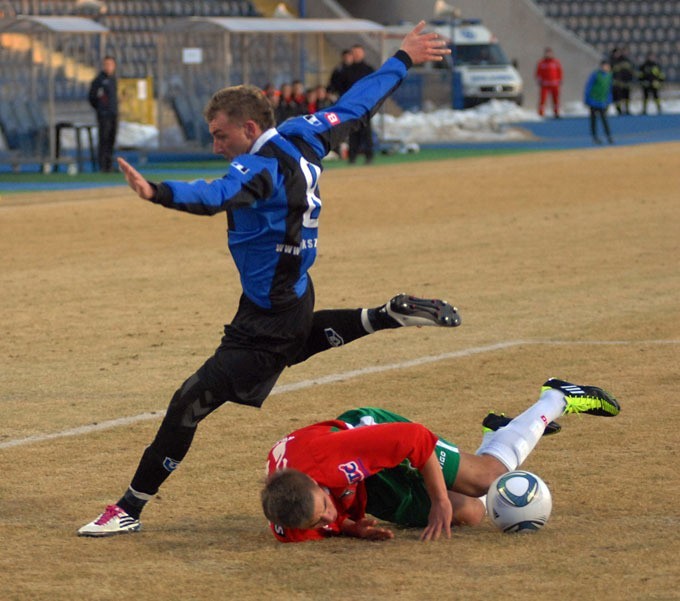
[542,378,621,417]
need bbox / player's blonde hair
[261,468,317,528]
[203,84,275,130]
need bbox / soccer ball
[486,470,552,533]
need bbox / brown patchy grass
[1,143,679,601]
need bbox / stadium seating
[0,99,26,153]
[0,0,272,149]
[533,0,679,82]
[2,0,262,95]
[0,98,49,157]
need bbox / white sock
[128,486,154,502]
[360,308,375,334]
[475,389,566,469]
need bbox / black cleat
[482,412,561,436]
[385,294,461,328]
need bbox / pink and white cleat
[77,504,141,537]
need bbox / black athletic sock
[367,305,400,330]
[116,488,149,519]
[291,308,380,365]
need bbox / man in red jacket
[535,47,563,118]
[262,378,620,543]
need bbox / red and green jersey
[265,419,438,542]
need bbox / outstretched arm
[278,20,450,160]
[399,20,451,66]
[340,517,395,541]
[419,451,453,542]
[117,157,154,200]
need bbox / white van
[383,19,523,110]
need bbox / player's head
[351,44,365,62]
[261,469,337,529]
[204,84,275,131]
[102,55,116,75]
[203,85,275,159]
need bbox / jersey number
[300,158,322,228]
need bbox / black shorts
[197,280,315,408]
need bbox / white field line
[2,338,678,451]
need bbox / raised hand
[400,20,451,66]
[117,157,155,200]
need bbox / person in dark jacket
[77,21,457,538]
[638,53,665,115]
[88,55,118,172]
[275,83,301,124]
[609,47,634,115]
[327,49,353,100]
[339,44,376,164]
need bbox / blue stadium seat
[533,0,678,81]
[0,99,24,153]
[170,92,197,142]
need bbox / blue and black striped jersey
[150,51,412,310]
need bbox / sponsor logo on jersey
[231,161,250,174]
[338,459,368,484]
[324,112,340,125]
[324,328,344,347]
[269,435,294,470]
[163,457,180,472]
[304,114,323,127]
[275,238,318,255]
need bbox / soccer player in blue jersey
[79,22,456,537]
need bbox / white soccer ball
[486,470,552,533]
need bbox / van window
[454,43,510,66]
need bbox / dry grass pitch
[1,143,679,600]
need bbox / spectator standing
[638,53,665,115]
[265,86,281,115]
[276,83,299,124]
[327,49,353,100]
[314,85,333,111]
[584,60,614,145]
[326,51,354,159]
[88,55,118,172]
[609,47,634,115]
[535,47,563,118]
[340,44,376,164]
[291,80,307,113]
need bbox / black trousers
[129,279,372,496]
[642,87,661,113]
[589,107,611,141]
[97,114,117,171]
[348,122,373,163]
